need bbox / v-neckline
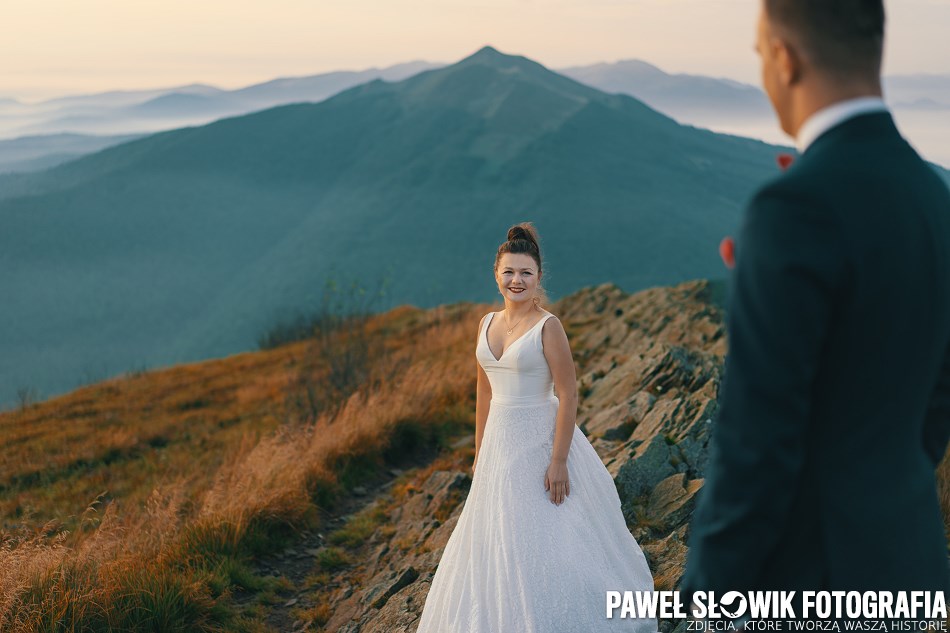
[484,310,549,362]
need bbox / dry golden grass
[0,303,481,631]
[652,566,682,593]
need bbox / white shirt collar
[795,96,889,154]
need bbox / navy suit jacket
[681,111,950,600]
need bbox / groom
[681,0,950,616]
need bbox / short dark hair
[765,0,885,78]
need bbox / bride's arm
[474,314,492,473]
[541,315,579,505]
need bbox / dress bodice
[476,310,558,407]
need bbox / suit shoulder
[920,162,950,202]
[742,175,848,275]
[748,174,836,227]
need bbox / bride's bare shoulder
[539,309,566,335]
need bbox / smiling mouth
[509,288,524,293]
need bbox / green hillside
[0,46,879,406]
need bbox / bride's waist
[490,392,558,407]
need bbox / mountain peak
[450,45,565,82]
[471,45,503,59]
[459,45,524,68]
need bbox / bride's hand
[544,459,570,505]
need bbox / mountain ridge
[0,46,933,409]
[4,54,949,173]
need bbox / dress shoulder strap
[479,311,495,341]
[536,312,555,332]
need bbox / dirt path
[231,435,473,632]
[230,465,405,631]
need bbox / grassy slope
[0,302,476,631]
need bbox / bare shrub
[280,272,394,425]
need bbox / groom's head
[756,0,885,137]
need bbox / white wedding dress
[415,309,658,633]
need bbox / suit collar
[795,96,889,155]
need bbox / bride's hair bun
[494,221,548,307]
[501,222,541,260]
[506,225,539,249]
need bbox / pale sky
[3,0,949,101]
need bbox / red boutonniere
[777,153,795,171]
[719,236,736,269]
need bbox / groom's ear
[774,37,803,87]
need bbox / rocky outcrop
[560,280,724,597]
[327,467,472,632]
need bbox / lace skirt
[416,397,658,633]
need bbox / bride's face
[495,253,541,304]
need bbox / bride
[415,222,658,632]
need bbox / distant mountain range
[2,46,949,409]
[2,58,949,174]
[0,61,439,172]
[883,74,950,109]
[561,61,950,116]
[5,61,438,127]
[0,132,145,173]
[559,60,774,121]
[0,46,783,407]
[558,61,950,167]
